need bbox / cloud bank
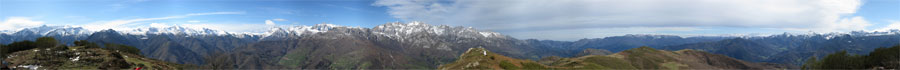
[0,17,45,31]
[374,0,871,40]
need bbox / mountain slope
[569,35,732,52]
[662,38,782,62]
[439,47,789,69]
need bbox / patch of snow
[16,65,41,70]
[478,32,496,37]
[482,50,487,56]
[70,56,80,62]
[825,35,836,40]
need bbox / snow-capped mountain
[124,25,231,36]
[0,25,94,44]
[256,21,506,41]
[259,23,345,40]
[740,29,900,40]
[3,25,93,36]
[373,21,504,39]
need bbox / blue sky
[1,0,898,41]
[1,0,400,32]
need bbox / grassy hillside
[439,47,790,69]
[4,46,187,69]
[437,48,554,70]
[1,37,188,69]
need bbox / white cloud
[272,18,287,21]
[148,23,172,28]
[825,16,871,31]
[374,0,869,40]
[265,20,276,26]
[0,17,45,31]
[875,21,900,32]
[187,20,202,23]
[84,12,244,30]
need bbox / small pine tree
[35,37,59,48]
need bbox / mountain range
[1,22,898,69]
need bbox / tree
[4,40,36,54]
[35,37,59,48]
[74,40,100,48]
[2,40,37,63]
[204,53,235,69]
[1,45,5,61]
[864,45,900,69]
[104,44,141,55]
[801,57,819,70]
[819,51,864,69]
[803,45,900,69]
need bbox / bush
[4,40,37,54]
[74,40,101,48]
[104,44,141,55]
[35,37,59,48]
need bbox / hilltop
[3,46,186,69]
[1,37,187,69]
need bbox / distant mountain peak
[4,25,93,36]
[258,23,348,40]
[621,34,682,38]
[124,25,230,36]
[373,21,504,38]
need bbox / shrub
[104,44,141,55]
[74,40,101,48]
[4,40,37,54]
[35,37,59,48]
